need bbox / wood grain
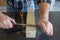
[26,7,36,38]
[0,0,6,6]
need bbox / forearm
[0,12,5,16]
[37,1,53,36]
[0,12,7,18]
[39,2,50,21]
[0,12,3,16]
[0,12,5,19]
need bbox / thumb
[39,21,46,33]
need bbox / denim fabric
[6,0,35,12]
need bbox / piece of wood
[26,7,36,38]
[0,0,6,6]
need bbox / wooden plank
[26,7,36,38]
[0,0,6,6]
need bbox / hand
[38,19,53,36]
[0,13,16,29]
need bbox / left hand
[37,19,53,36]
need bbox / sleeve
[37,0,52,5]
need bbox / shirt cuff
[37,0,52,5]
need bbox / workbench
[0,29,36,40]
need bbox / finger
[50,29,53,36]
[49,24,53,36]
[47,23,53,36]
[3,21,10,29]
[40,21,46,33]
[51,29,53,36]
[7,20,13,28]
[10,18,16,24]
[0,23,6,29]
[46,22,51,35]
[48,26,52,36]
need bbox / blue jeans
[6,0,35,12]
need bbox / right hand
[0,13,16,29]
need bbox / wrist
[40,17,49,21]
[40,12,49,21]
